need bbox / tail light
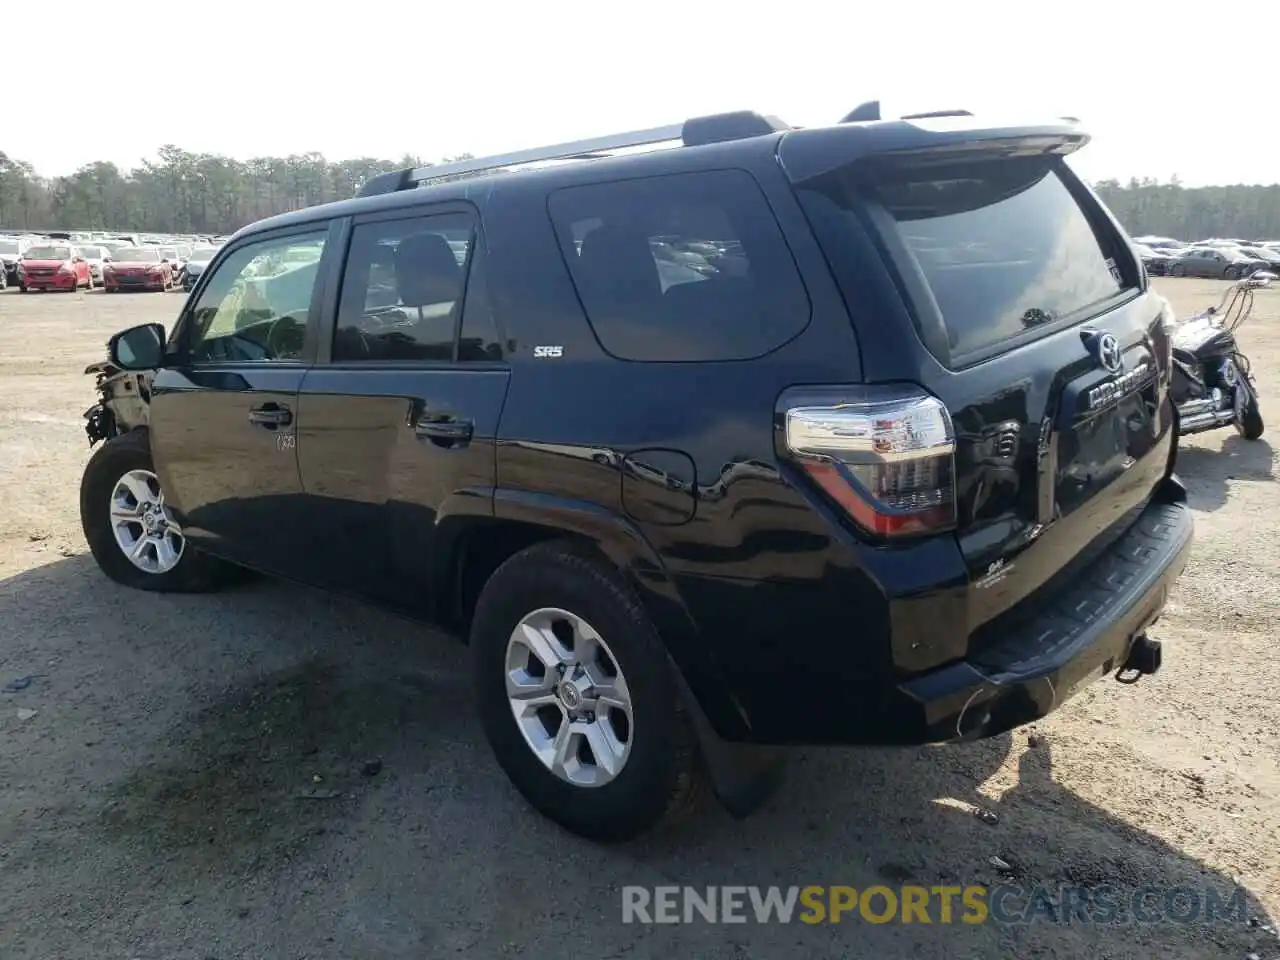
[783,384,956,538]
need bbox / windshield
[25,246,71,260]
[189,249,217,263]
[79,246,103,258]
[115,247,162,262]
[0,239,18,254]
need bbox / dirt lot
[0,280,1277,959]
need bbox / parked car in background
[1133,235,1185,251]
[1167,245,1260,279]
[1235,245,1280,273]
[180,246,217,290]
[1134,242,1174,276]
[157,244,191,274]
[1,235,38,287]
[76,244,111,285]
[17,243,93,292]
[102,246,175,292]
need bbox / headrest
[394,233,463,308]
[576,224,661,308]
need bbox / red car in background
[102,247,175,292]
[18,244,93,292]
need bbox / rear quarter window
[548,169,811,362]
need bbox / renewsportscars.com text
[621,884,1249,926]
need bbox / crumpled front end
[83,359,154,447]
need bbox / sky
[6,1,1263,187]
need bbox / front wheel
[1170,263,1186,277]
[1224,266,1240,280]
[1236,393,1264,440]
[470,541,704,842]
[80,429,227,592]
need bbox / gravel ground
[0,280,1277,959]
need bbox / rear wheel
[470,541,704,842]
[80,430,228,592]
[1170,263,1186,277]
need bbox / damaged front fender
[83,359,154,447]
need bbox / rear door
[294,205,510,613]
[149,227,330,575]
[791,146,1174,633]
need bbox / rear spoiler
[777,116,1089,184]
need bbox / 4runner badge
[975,558,1011,589]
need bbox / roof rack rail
[355,110,790,198]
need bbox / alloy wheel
[504,607,634,787]
[109,468,185,574]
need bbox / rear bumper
[898,477,1193,742]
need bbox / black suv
[80,105,1193,842]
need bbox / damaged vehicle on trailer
[78,103,1193,843]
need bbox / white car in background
[75,244,111,286]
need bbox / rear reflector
[784,385,956,537]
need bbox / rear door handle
[414,416,473,446]
[248,405,292,428]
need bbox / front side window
[332,211,500,363]
[184,232,327,364]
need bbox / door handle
[414,416,473,446]
[248,405,292,428]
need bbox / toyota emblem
[1096,333,1123,373]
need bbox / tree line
[0,146,474,236]
[3,146,1280,239]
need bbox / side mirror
[108,322,166,370]
[74,256,85,263]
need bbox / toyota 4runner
[80,104,1193,842]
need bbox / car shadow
[0,555,1273,959]
[1176,435,1275,512]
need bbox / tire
[1224,266,1239,280]
[80,429,226,592]
[1237,396,1264,440]
[1170,264,1185,277]
[470,541,704,842]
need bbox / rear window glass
[868,159,1131,359]
[549,170,810,362]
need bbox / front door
[149,227,332,576]
[294,207,510,615]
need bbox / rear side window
[549,170,810,362]
[863,158,1133,360]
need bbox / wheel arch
[433,488,752,743]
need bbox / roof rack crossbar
[357,124,686,197]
